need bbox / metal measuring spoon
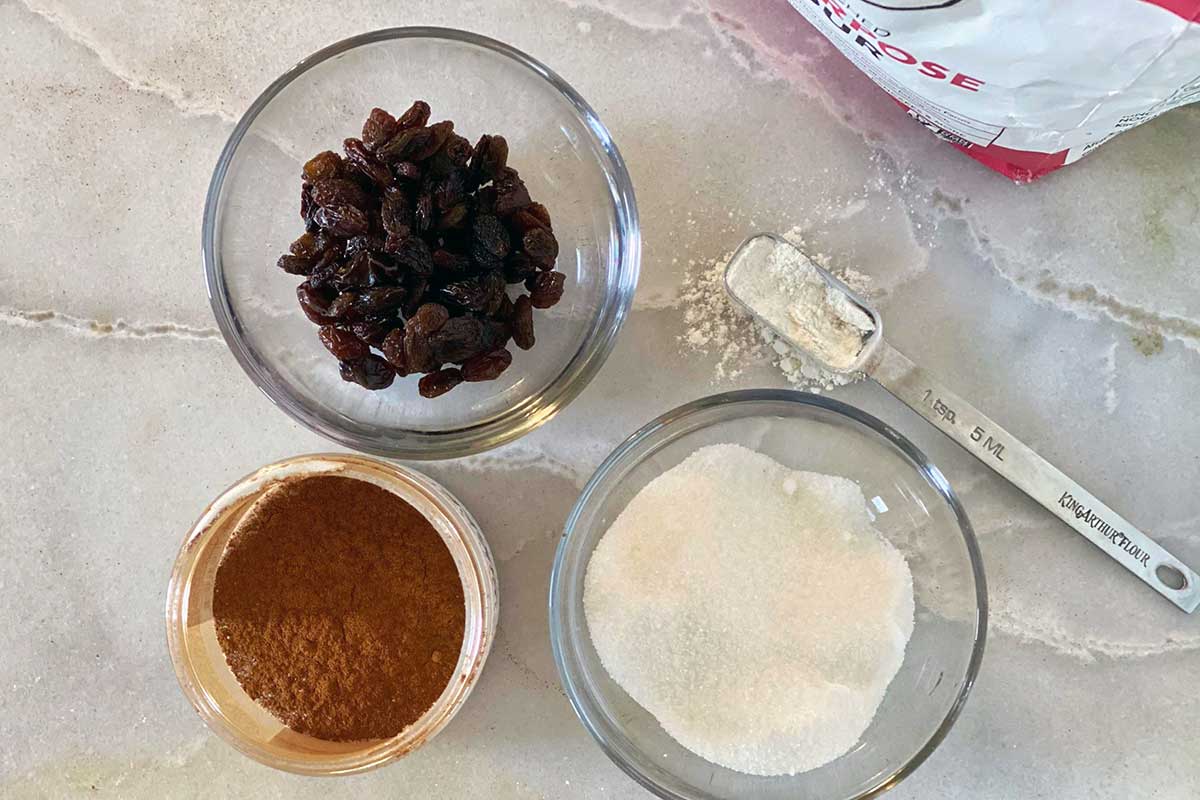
[724,233,1199,613]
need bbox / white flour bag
[787,0,1200,180]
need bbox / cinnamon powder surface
[212,474,465,742]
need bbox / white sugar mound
[583,444,914,776]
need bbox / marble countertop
[3,1,1198,797]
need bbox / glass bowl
[203,28,639,459]
[165,453,499,775]
[549,391,987,800]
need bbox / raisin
[326,292,358,321]
[393,161,422,183]
[503,252,539,283]
[460,348,512,382]
[313,205,369,237]
[378,126,434,162]
[390,235,433,276]
[523,227,559,268]
[433,171,467,211]
[379,328,410,375]
[332,252,388,289]
[297,282,338,324]
[496,293,515,321]
[508,208,549,235]
[472,215,510,265]
[419,368,463,398]
[442,135,474,169]
[277,253,313,275]
[469,134,508,184]
[512,295,535,350]
[355,287,407,316]
[403,324,437,374]
[414,193,434,234]
[436,203,469,231]
[300,183,317,227]
[350,318,396,346]
[440,271,504,313]
[410,302,450,335]
[361,107,399,151]
[527,270,566,308]
[342,138,393,187]
[339,354,395,390]
[311,178,368,210]
[526,202,552,230]
[411,121,454,161]
[403,275,429,317]
[319,325,369,361]
[430,316,486,363]
[289,232,322,259]
[381,192,412,236]
[493,167,531,216]
[303,150,343,182]
[432,248,471,274]
[474,186,497,215]
[396,100,431,131]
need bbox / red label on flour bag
[787,0,1200,180]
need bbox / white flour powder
[728,240,875,370]
[583,444,915,776]
[679,227,872,390]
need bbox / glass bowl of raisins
[203,27,639,458]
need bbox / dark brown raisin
[332,252,388,288]
[433,171,467,211]
[355,287,407,316]
[289,232,322,259]
[414,193,433,233]
[393,161,422,183]
[432,248,470,274]
[508,208,549,235]
[469,134,508,184]
[440,271,504,313]
[378,126,434,162]
[277,253,313,275]
[436,203,469,231]
[526,202,552,230]
[496,293,515,321]
[411,121,454,161]
[311,178,368,210]
[527,270,566,308]
[523,227,559,267]
[350,318,396,346]
[493,167,531,216]
[403,324,437,373]
[429,316,486,363]
[512,294,535,350]
[462,348,512,382]
[396,100,431,131]
[442,135,474,168]
[474,186,497,215]
[300,183,317,228]
[339,354,395,390]
[303,150,343,182]
[313,205,369,237]
[390,235,433,276]
[361,107,399,151]
[379,327,409,375]
[297,282,337,324]
[503,252,539,283]
[419,367,463,398]
[319,325,369,361]
[342,138,393,187]
[471,215,510,265]
[326,291,358,321]
[381,192,412,236]
[410,302,450,335]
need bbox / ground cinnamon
[211,474,465,742]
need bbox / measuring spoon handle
[869,342,1198,613]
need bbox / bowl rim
[164,452,499,775]
[548,389,988,800]
[202,26,640,460]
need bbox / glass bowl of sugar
[549,390,986,800]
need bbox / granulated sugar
[583,444,915,776]
[679,226,872,390]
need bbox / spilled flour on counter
[679,226,872,390]
[584,444,915,776]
